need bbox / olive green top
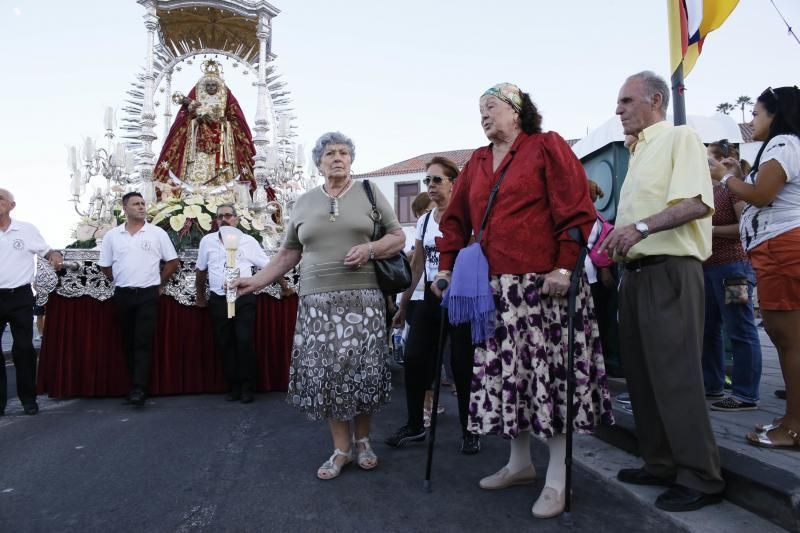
[284,181,402,296]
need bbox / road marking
[2,489,13,494]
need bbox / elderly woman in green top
[235,131,405,479]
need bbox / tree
[736,95,753,123]
[716,102,735,115]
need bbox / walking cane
[561,227,589,527]
[423,278,450,493]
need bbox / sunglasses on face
[423,175,450,186]
[216,213,236,219]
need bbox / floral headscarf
[482,83,522,112]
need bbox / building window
[395,181,420,224]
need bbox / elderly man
[0,188,63,416]
[99,192,178,406]
[599,71,725,511]
[195,204,268,403]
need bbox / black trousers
[208,293,258,390]
[404,283,474,434]
[113,286,160,389]
[0,285,37,409]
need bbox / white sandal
[317,448,352,480]
[354,436,378,470]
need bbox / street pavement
[0,379,680,533]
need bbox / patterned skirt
[468,274,614,438]
[287,288,392,421]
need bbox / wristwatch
[634,221,650,239]
[720,174,734,189]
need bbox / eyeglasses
[216,213,236,219]
[423,175,450,186]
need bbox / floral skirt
[287,288,392,421]
[468,274,614,438]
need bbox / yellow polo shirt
[615,121,714,261]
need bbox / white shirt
[0,219,51,288]
[98,222,178,288]
[196,228,268,296]
[415,209,441,282]
[741,134,800,251]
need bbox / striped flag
[668,0,739,77]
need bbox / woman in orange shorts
[710,86,800,449]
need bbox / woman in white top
[710,85,800,449]
[386,156,481,454]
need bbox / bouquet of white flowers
[149,195,264,250]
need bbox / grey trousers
[619,256,725,494]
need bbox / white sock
[544,434,566,491]
[505,431,532,472]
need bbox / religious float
[35,0,314,398]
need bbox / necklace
[321,178,353,221]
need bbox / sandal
[755,417,783,433]
[746,424,800,450]
[354,436,378,470]
[317,448,352,480]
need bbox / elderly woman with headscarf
[235,131,405,479]
[433,83,614,518]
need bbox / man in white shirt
[196,204,268,403]
[98,192,179,406]
[0,188,63,416]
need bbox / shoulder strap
[421,210,433,241]
[476,153,515,243]
[362,179,376,208]
[361,180,382,240]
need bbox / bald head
[0,188,15,203]
[0,188,16,222]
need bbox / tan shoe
[479,464,537,490]
[531,486,566,518]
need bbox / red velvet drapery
[37,293,298,398]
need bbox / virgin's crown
[201,59,223,77]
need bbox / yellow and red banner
[668,0,739,77]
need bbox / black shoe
[655,485,723,512]
[385,425,426,448]
[23,402,39,416]
[240,390,254,404]
[775,389,787,400]
[128,388,146,406]
[617,468,674,486]
[461,433,481,455]
[225,386,241,402]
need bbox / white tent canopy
[571,113,744,160]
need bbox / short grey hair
[629,71,670,113]
[217,203,237,216]
[311,131,356,169]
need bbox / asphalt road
[0,374,680,533]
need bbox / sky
[2,0,799,247]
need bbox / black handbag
[362,180,412,294]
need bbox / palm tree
[735,95,753,123]
[716,102,734,115]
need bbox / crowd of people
[2,71,799,520]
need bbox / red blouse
[437,131,596,275]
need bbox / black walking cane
[423,278,450,493]
[561,227,589,527]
